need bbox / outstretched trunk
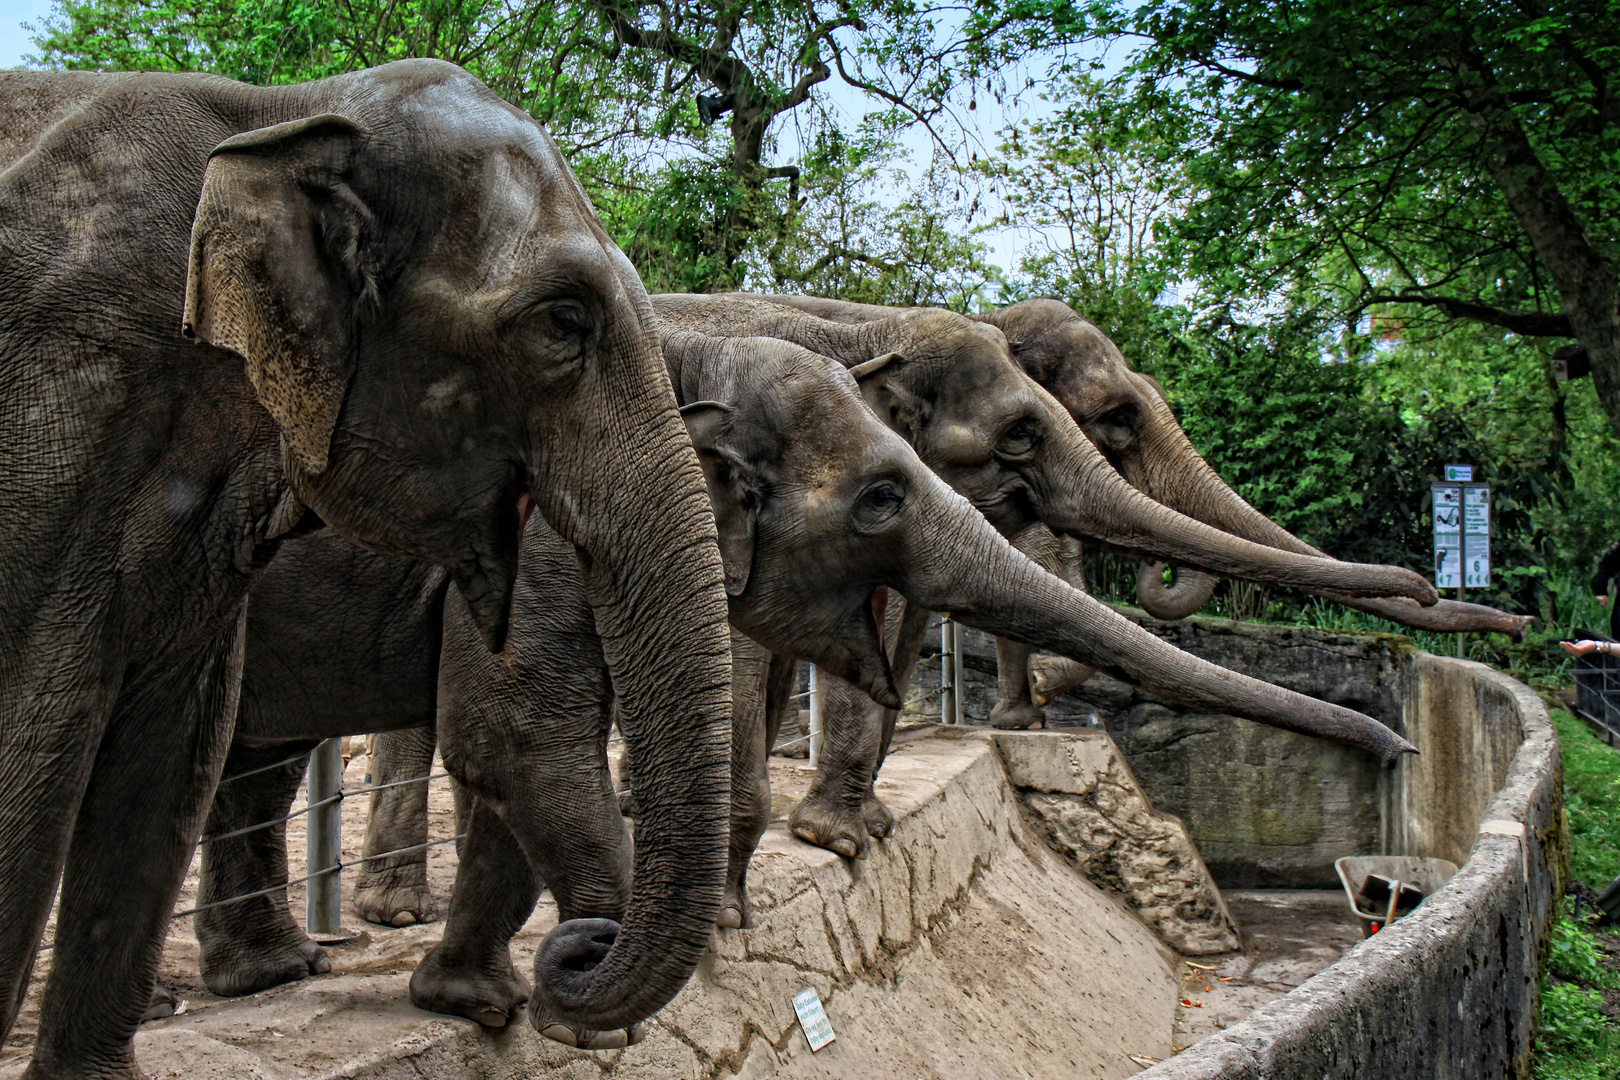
[897,474,1414,765]
[1125,387,1531,636]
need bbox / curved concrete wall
[1142,655,1564,1080]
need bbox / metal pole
[950,617,963,725]
[807,665,823,768]
[940,616,958,725]
[1458,503,1467,660]
[306,737,343,937]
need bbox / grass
[1538,710,1620,1080]
[1553,710,1620,890]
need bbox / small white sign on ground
[792,987,836,1051]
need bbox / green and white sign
[1432,480,1490,588]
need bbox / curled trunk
[527,291,733,1033]
[1135,562,1220,620]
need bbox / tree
[28,0,1046,297]
[1078,0,1620,435]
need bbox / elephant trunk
[1135,562,1220,620]
[527,296,733,1032]
[1032,414,1438,605]
[900,478,1414,764]
[1131,386,1531,637]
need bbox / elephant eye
[855,480,906,527]
[998,419,1039,457]
[547,302,589,338]
[1098,404,1138,435]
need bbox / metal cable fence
[1573,651,1620,745]
[38,740,459,953]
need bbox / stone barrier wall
[1139,656,1564,1080]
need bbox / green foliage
[1553,710,1620,889]
[1538,980,1620,1077]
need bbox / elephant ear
[680,401,757,597]
[849,352,923,441]
[182,114,374,475]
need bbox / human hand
[1562,640,1604,656]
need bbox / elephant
[184,330,1414,1047]
[0,61,736,1078]
[648,292,1439,856]
[756,294,1534,726]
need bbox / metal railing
[1573,651,1620,746]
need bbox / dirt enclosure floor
[3,729,1361,1079]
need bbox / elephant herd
[0,60,1529,1077]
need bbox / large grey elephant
[759,294,1533,725]
[648,292,1440,856]
[0,62,734,1078]
[187,330,1412,1047]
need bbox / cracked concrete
[5,727,1180,1080]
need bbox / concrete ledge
[1140,655,1564,1080]
[100,729,1183,1080]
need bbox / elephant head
[658,329,1414,762]
[975,300,1531,636]
[183,62,731,1040]
[653,293,1439,607]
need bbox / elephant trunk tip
[1384,739,1420,770]
[529,918,638,1034]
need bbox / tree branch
[1360,291,1573,337]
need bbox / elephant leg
[719,635,795,929]
[430,521,639,1049]
[788,597,930,858]
[0,648,115,1045]
[194,740,327,996]
[353,725,439,927]
[25,612,243,1080]
[1028,654,1099,708]
[992,526,1087,728]
[408,796,536,1028]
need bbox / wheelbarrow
[1335,855,1459,938]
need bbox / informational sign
[1432,481,1490,588]
[792,987,836,1051]
[1445,464,1474,482]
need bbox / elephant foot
[990,700,1046,730]
[716,880,755,930]
[861,789,896,839]
[530,1008,647,1050]
[141,983,182,1023]
[410,944,531,1028]
[353,876,437,927]
[1028,654,1095,707]
[202,937,329,997]
[789,789,882,859]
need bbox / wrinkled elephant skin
[0,61,730,1078]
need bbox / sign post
[1432,465,1490,659]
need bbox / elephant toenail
[716,907,744,929]
[539,1023,580,1047]
[472,1009,508,1028]
[792,826,820,845]
[832,838,858,857]
[585,1028,629,1050]
[391,912,418,927]
[311,955,331,974]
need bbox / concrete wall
[912,611,1413,887]
[1140,656,1563,1080]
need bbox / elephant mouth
[871,587,890,654]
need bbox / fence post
[940,616,959,725]
[305,737,343,937]
[807,665,823,768]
